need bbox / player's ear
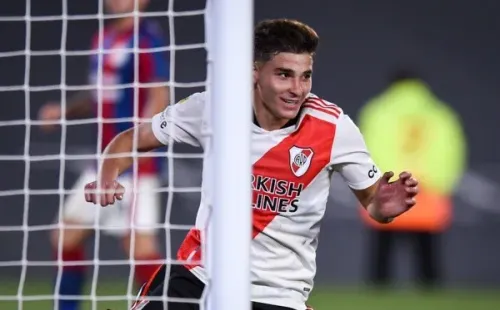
[253,62,259,84]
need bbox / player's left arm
[332,115,419,223]
[351,171,417,223]
[139,33,171,118]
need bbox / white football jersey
[151,92,381,310]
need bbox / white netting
[0,0,209,309]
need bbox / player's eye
[277,72,290,78]
[303,73,312,80]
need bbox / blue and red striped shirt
[89,19,169,175]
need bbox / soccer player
[37,1,169,309]
[84,19,419,310]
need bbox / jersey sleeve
[151,92,205,147]
[331,114,382,190]
[139,27,170,83]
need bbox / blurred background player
[37,0,170,309]
[358,68,467,289]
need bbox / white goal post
[0,0,253,309]
[207,0,253,310]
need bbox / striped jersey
[89,19,169,174]
[151,92,381,309]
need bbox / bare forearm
[65,91,93,119]
[99,129,135,181]
[99,123,164,181]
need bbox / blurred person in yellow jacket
[358,69,467,289]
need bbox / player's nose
[288,78,303,97]
[289,78,308,98]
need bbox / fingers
[101,181,116,207]
[398,172,419,196]
[398,171,412,181]
[104,181,117,206]
[404,176,418,206]
[405,183,418,195]
[84,180,125,207]
[404,176,419,198]
[115,183,125,200]
[405,177,418,187]
[405,197,416,207]
[381,171,394,183]
[84,182,96,203]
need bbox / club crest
[289,146,314,177]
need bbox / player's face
[254,52,313,121]
[105,0,148,14]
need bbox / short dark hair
[254,19,319,63]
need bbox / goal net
[0,0,252,310]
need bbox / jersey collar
[252,110,301,130]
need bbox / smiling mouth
[280,97,300,105]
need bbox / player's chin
[278,108,300,121]
[275,104,301,120]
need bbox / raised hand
[38,102,61,133]
[84,180,125,207]
[370,171,419,221]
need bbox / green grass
[309,287,500,310]
[1,281,499,310]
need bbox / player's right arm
[39,32,97,132]
[64,91,95,119]
[85,92,205,206]
[38,91,94,132]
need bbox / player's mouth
[280,97,300,108]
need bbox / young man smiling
[84,18,419,310]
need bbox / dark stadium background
[0,0,499,309]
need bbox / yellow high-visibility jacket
[358,80,467,232]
